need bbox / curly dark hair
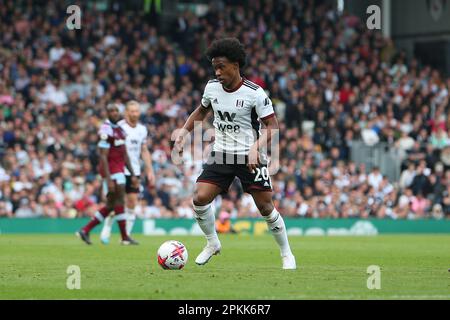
[205,38,246,68]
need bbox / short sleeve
[98,124,112,149]
[201,82,212,108]
[255,88,275,120]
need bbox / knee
[193,189,212,206]
[257,201,274,216]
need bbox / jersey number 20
[253,167,269,182]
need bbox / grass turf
[0,234,449,299]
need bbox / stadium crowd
[1,0,450,220]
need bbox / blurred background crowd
[1,0,450,220]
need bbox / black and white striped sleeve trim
[243,79,259,90]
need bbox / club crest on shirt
[235,99,244,108]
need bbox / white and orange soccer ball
[157,240,188,270]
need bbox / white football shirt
[118,119,148,176]
[201,78,275,155]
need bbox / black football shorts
[196,151,273,193]
[125,175,140,194]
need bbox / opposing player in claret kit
[76,103,139,245]
[99,101,155,245]
[174,38,296,269]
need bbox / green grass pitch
[0,234,449,299]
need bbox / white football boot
[195,244,221,265]
[282,254,297,270]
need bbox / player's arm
[259,114,278,146]
[174,104,212,151]
[248,89,277,171]
[98,146,115,190]
[98,129,115,190]
[248,114,278,172]
[175,82,213,151]
[124,148,136,177]
[141,143,155,187]
[98,147,111,180]
[181,105,211,133]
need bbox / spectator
[368,167,383,191]
[410,164,432,196]
[410,193,430,218]
[216,211,236,234]
[395,188,413,219]
[15,198,43,218]
[429,127,449,149]
[399,162,416,190]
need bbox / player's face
[212,57,239,88]
[107,106,120,124]
[126,104,140,124]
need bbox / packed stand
[0,0,449,219]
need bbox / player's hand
[147,171,156,189]
[174,133,185,155]
[107,179,115,191]
[247,146,260,172]
[131,176,139,189]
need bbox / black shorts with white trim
[196,151,272,193]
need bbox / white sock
[193,202,220,247]
[100,215,114,239]
[264,208,293,257]
[126,208,136,236]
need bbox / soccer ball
[157,240,188,270]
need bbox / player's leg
[125,192,138,235]
[114,185,129,242]
[100,178,116,244]
[193,182,224,265]
[193,153,236,264]
[238,163,296,269]
[111,175,137,244]
[250,190,296,269]
[77,182,115,245]
[112,184,127,242]
[100,174,137,244]
[100,214,115,244]
[124,175,140,236]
